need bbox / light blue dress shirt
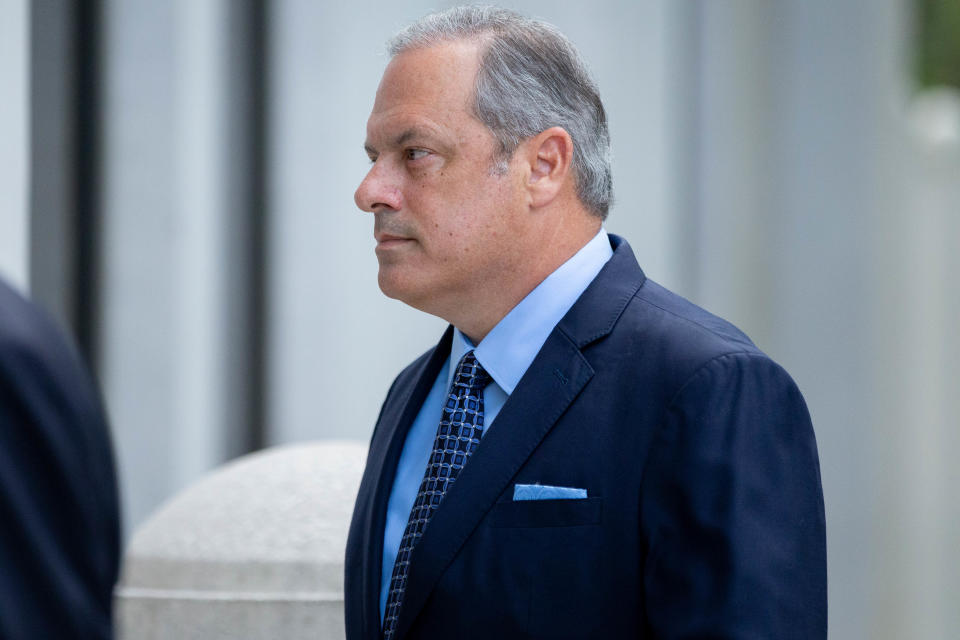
[379,228,614,620]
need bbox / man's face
[355,40,528,317]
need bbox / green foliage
[916,0,960,89]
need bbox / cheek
[410,168,518,254]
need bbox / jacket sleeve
[640,352,827,639]
[0,287,121,640]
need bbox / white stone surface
[116,441,367,639]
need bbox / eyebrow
[364,127,434,156]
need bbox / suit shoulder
[0,280,86,392]
[0,279,107,451]
[607,278,784,389]
[634,279,758,353]
[0,280,58,357]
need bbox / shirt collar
[448,228,613,394]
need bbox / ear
[523,126,574,209]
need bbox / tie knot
[453,351,490,391]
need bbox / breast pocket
[489,497,603,528]
[485,496,609,638]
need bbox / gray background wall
[4,1,958,637]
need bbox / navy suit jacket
[0,279,120,639]
[345,236,826,639]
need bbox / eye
[405,148,431,161]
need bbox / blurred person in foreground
[346,6,826,639]
[0,277,120,639]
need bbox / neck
[445,217,601,343]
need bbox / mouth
[374,233,415,250]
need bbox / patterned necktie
[382,350,490,639]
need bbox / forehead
[366,40,484,144]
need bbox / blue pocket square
[513,484,587,501]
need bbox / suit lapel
[354,327,453,640]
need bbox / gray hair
[388,6,612,219]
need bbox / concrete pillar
[0,0,29,290]
[100,0,265,534]
[886,87,960,639]
[116,441,366,639]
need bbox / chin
[377,271,401,300]
[378,269,417,304]
[377,269,439,315]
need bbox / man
[0,277,121,639]
[345,6,826,639]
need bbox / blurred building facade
[1,1,957,638]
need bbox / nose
[354,161,402,213]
